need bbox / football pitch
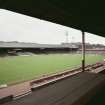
[0,54,105,85]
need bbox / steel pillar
[82,31,85,72]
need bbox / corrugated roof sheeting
[0,42,78,48]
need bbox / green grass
[0,54,105,85]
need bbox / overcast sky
[0,9,105,45]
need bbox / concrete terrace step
[2,72,105,105]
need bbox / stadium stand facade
[0,42,78,56]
